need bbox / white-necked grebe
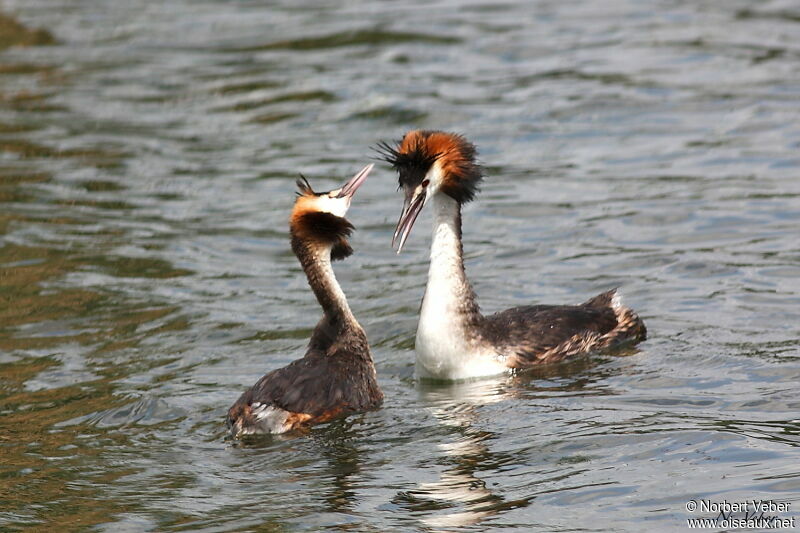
[378,131,646,380]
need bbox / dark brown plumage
[292,211,354,261]
[481,290,646,367]
[227,165,382,436]
[227,329,379,433]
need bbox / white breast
[415,319,508,380]
[414,193,509,380]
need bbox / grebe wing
[235,347,380,417]
[480,291,622,365]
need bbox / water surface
[1,0,799,531]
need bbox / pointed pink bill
[337,164,373,198]
[392,187,427,253]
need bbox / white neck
[420,193,474,323]
[415,193,505,380]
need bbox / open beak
[392,184,428,253]
[337,164,373,198]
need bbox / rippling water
[2,0,799,530]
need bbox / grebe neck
[415,193,510,380]
[420,193,481,328]
[292,239,358,330]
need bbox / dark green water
[1,1,799,531]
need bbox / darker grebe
[227,164,383,436]
[378,131,646,380]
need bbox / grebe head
[377,130,482,252]
[290,164,372,260]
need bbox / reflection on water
[405,360,617,529]
[2,0,800,531]
[0,11,54,50]
[410,380,513,529]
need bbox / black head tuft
[296,174,315,196]
[377,133,442,192]
[378,130,483,203]
[374,140,402,169]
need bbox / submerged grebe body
[379,131,646,380]
[227,165,383,436]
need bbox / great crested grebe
[227,164,383,436]
[378,130,646,380]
